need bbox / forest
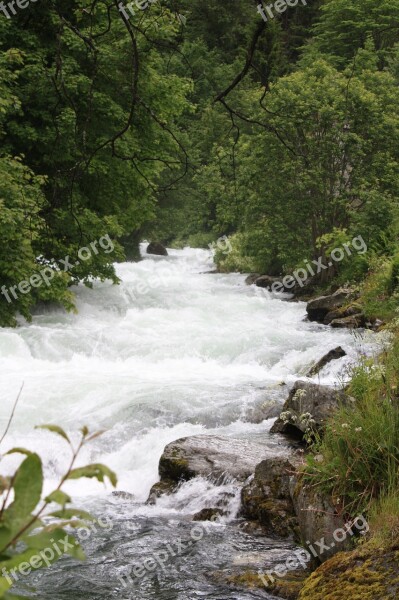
[1,1,399,599]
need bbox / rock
[223,569,310,600]
[111,491,135,501]
[290,476,352,562]
[244,400,283,423]
[146,241,168,256]
[299,541,399,599]
[241,457,300,538]
[270,381,347,439]
[146,479,177,505]
[245,273,260,285]
[192,507,226,521]
[306,347,346,377]
[330,314,365,328]
[254,275,282,290]
[291,276,318,299]
[323,303,363,325]
[158,435,289,484]
[306,289,357,323]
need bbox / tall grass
[305,334,399,517]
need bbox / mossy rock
[228,568,308,600]
[299,543,399,599]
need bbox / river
[0,246,374,599]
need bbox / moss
[227,568,308,600]
[299,542,399,599]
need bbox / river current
[0,246,375,599]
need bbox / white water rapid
[0,246,376,599]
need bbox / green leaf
[35,425,70,443]
[21,528,85,560]
[67,464,117,487]
[7,454,43,519]
[0,576,12,594]
[5,448,32,457]
[44,490,71,508]
[48,508,94,521]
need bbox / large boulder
[306,289,357,323]
[306,347,346,377]
[158,435,289,484]
[241,456,300,538]
[271,381,347,439]
[147,241,168,256]
[290,476,352,562]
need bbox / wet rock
[245,273,260,285]
[222,568,310,600]
[158,435,288,484]
[244,400,283,423]
[254,275,282,290]
[330,314,365,328]
[192,507,226,521]
[241,457,299,538]
[323,303,362,325]
[306,346,346,377]
[146,479,177,505]
[306,289,358,323]
[290,476,352,562]
[146,241,168,256]
[271,381,347,439]
[111,491,135,501]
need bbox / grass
[304,331,399,524]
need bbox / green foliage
[304,336,399,516]
[0,0,192,326]
[214,233,257,274]
[360,256,399,321]
[0,425,117,599]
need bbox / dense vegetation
[2,0,399,324]
[2,0,399,593]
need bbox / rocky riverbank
[148,351,396,599]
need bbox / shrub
[0,423,117,599]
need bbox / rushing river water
[0,246,375,599]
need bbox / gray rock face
[158,435,289,484]
[147,241,168,256]
[241,456,300,538]
[323,304,363,325]
[330,314,365,328]
[290,477,352,561]
[306,346,346,377]
[270,381,347,439]
[306,289,357,323]
[192,507,226,521]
